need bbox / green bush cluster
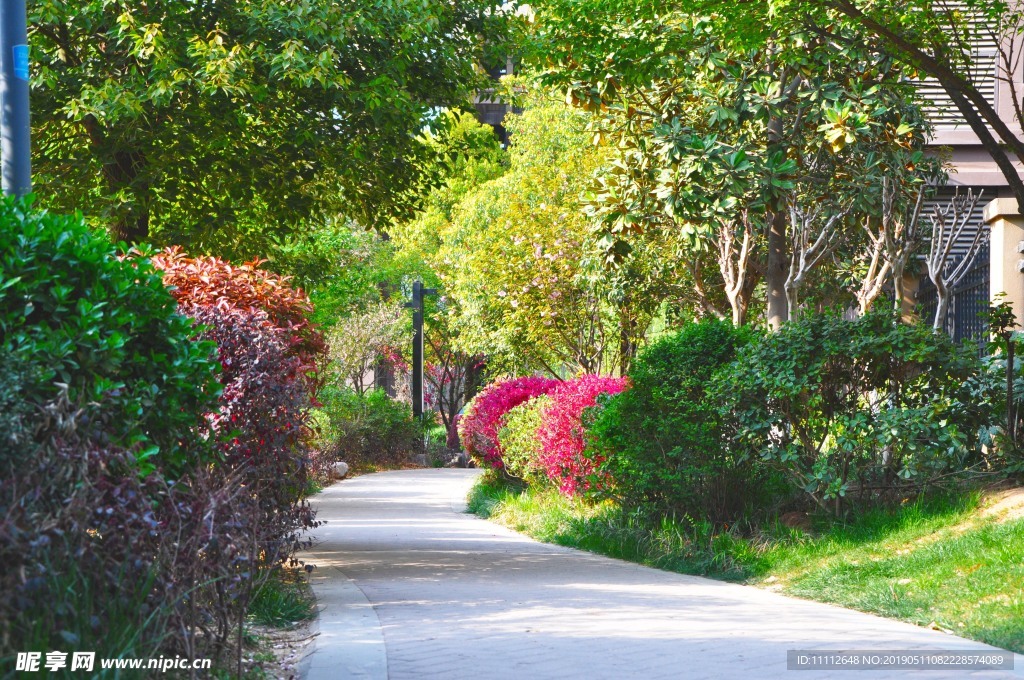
[0,202,221,660]
[586,319,776,523]
[316,387,423,468]
[498,395,551,483]
[467,311,997,528]
[585,312,991,522]
[0,199,220,475]
[0,201,325,670]
[720,309,987,515]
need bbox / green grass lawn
[468,475,1024,653]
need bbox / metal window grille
[916,242,990,347]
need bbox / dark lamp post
[405,280,437,419]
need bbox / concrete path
[300,469,1023,680]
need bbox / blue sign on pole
[11,44,26,80]
[0,0,31,196]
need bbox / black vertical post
[406,281,437,420]
[411,281,424,419]
[0,0,30,196]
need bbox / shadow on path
[300,469,1023,680]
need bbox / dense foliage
[497,395,552,483]
[668,0,1024,210]
[529,3,938,329]
[458,376,560,470]
[0,207,208,663]
[587,320,766,522]
[273,220,396,327]
[184,304,318,529]
[0,200,220,476]
[31,0,517,248]
[315,387,423,469]
[152,247,327,382]
[720,310,986,515]
[536,375,629,495]
[423,85,688,375]
[151,249,326,563]
[1,210,326,670]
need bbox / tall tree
[31,0,514,247]
[532,6,934,326]
[402,85,687,374]
[678,0,1024,211]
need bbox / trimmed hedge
[0,200,221,475]
[537,375,628,495]
[459,376,559,470]
[586,320,764,522]
[498,395,551,483]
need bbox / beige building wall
[985,198,1024,323]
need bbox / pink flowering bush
[536,375,629,495]
[458,376,560,469]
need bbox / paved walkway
[300,469,1022,680]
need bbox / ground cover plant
[248,567,317,629]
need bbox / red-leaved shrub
[536,375,629,495]
[151,250,327,463]
[2,218,324,672]
[148,250,326,664]
[151,246,328,394]
[458,376,559,469]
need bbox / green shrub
[587,319,767,523]
[498,395,551,483]
[0,203,324,672]
[719,309,987,515]
[0,199,220,475]
[317,387,422,468]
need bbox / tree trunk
[933,283,950,332]
[102,148,150,244]
[766,209,789,330]
[618,312,637,376]
[892,266,906,316]
[765,101,790,331]
[463,357,484,405]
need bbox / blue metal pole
[0,0,30,196]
